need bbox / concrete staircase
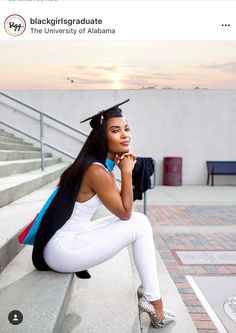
[0,127,197,333]
[0,127,71,332]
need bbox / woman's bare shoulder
[87,162,108,171]
[90,162,109,170]
[85,162,110,179]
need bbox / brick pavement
[135,204,236,333]
[142,205,236,226]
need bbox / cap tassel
[100,114,104,125]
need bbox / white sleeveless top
[53,162,109,235]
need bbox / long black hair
[57,121,108,198]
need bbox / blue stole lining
[105,158,116,171]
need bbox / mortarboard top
[80,99,129,129]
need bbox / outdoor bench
[206,161,236,186]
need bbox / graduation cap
[80,99,129,129]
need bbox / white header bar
[0,1,235,41]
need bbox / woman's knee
[130,212,153,235]
[130,211,149,222]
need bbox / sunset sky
[1,41,236,89]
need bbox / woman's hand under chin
[114,152,137,173]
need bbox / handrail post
[40,113,45,171]
[143,158,155,215]
[153,159,156,188]
[143,191,147,215]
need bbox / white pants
[43,211,161,301]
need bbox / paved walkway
[135,186,236,333]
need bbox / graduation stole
[105,158,115,171]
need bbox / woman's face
[106,117,131,155]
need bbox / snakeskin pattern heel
[137,284,175,318]
[138,295,175,329]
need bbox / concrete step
[0,128,26,140]
[0,179,59,273]
[0,246,73,333]
[0,150,52,161]
[0,136,25,144]
[128,246,198,333]
[0,129,15,138]
[0,142,40,151]
[0,161,69,208]
[0,157,62,177]
[62,248,141,333]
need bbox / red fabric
[18,213,39,243]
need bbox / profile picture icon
[4,14,26,36]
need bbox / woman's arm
[85,154,136,220]
[119,159,134,219]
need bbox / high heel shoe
[137,284,175,318]
[138,295,175,329]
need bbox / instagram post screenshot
[0,1,236,332]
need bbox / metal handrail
[0,92,88,138]
[0,99,85,145]
[0,91,156,215]
[0,120,76,159]
[0,91,88,170]
[143,158,155,215]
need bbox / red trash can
[163,157,182,186]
